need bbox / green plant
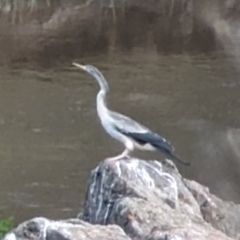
[0,217,14,238]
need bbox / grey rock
[186,180,240,239]
[81,158,233,240]
[4,158,239,240]
[3,217,130,240]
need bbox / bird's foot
[105,154,130,163]
[124,154,131,159]
[105,155,122,162]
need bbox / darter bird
[73,62,190,165]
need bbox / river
[0,51,240,223]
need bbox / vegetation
[0,217,14,238]
[0,0,51,10]
[0,0,83,24]
[0,0,80,10]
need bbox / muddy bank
[0,0,240,66]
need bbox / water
[0,52,240,223]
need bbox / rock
[186,179,240,239]
[3,217,130,240]
[80,158,233,240]
[4,158,240,240]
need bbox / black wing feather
[116,127,190,165]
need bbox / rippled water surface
[1,52,240,223]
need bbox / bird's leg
[105,149,130,162]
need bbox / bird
[73,62,190,165]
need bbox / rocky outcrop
[80,158,233,240]
[3,158,240,240]
[3,218,130,240]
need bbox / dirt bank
[0,0,239,66]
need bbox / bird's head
[73,63,101,77]
[73,62,109,92]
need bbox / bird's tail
[146,135,190,166]
[163,151,190,166]
[121,130,190,166]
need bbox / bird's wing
[109,111,150,133]
[109,111,174,152]
[109,111,190,165]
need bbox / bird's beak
[72,62,86,70]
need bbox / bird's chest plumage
[99,114,128,145]
[101,116,118,138]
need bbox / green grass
[0,217,14,238]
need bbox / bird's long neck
[97,89,108,117]
[93,70,110,119]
